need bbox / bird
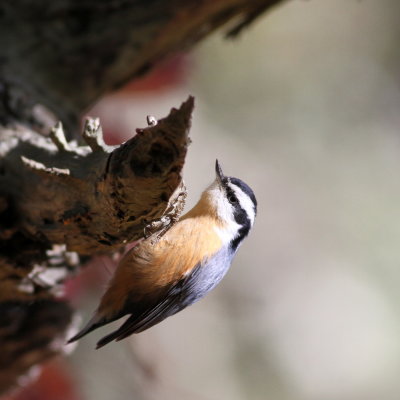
[68,160,257,348]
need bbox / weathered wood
[0,98,191,255]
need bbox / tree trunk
[0,0,285,393]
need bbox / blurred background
[7,0,400,399]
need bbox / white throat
[205,181,241,244]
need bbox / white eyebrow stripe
[229,183,256,225]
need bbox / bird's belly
[179,246,233,307]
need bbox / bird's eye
[228,195,238,204]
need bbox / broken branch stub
[0,97,193,256]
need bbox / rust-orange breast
[98,208,223,317]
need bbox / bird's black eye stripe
[229,177,257,213]
[225,184,238,205]
[230,208,251,251]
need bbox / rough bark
[0,99,191,256]
[0,0,286,393]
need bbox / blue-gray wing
[96,247,233,348]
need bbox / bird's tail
[95,328,123,349]
[67,314,105,344]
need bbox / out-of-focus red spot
[120,54,189,94]
[85,54,191,146]
[3,361,81,400]
[63,256,119,303]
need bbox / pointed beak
[215,159,224,185]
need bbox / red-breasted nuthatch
[68,160,257,348]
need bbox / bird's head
[201,160,257,250]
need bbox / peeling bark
[0,98,191,255]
